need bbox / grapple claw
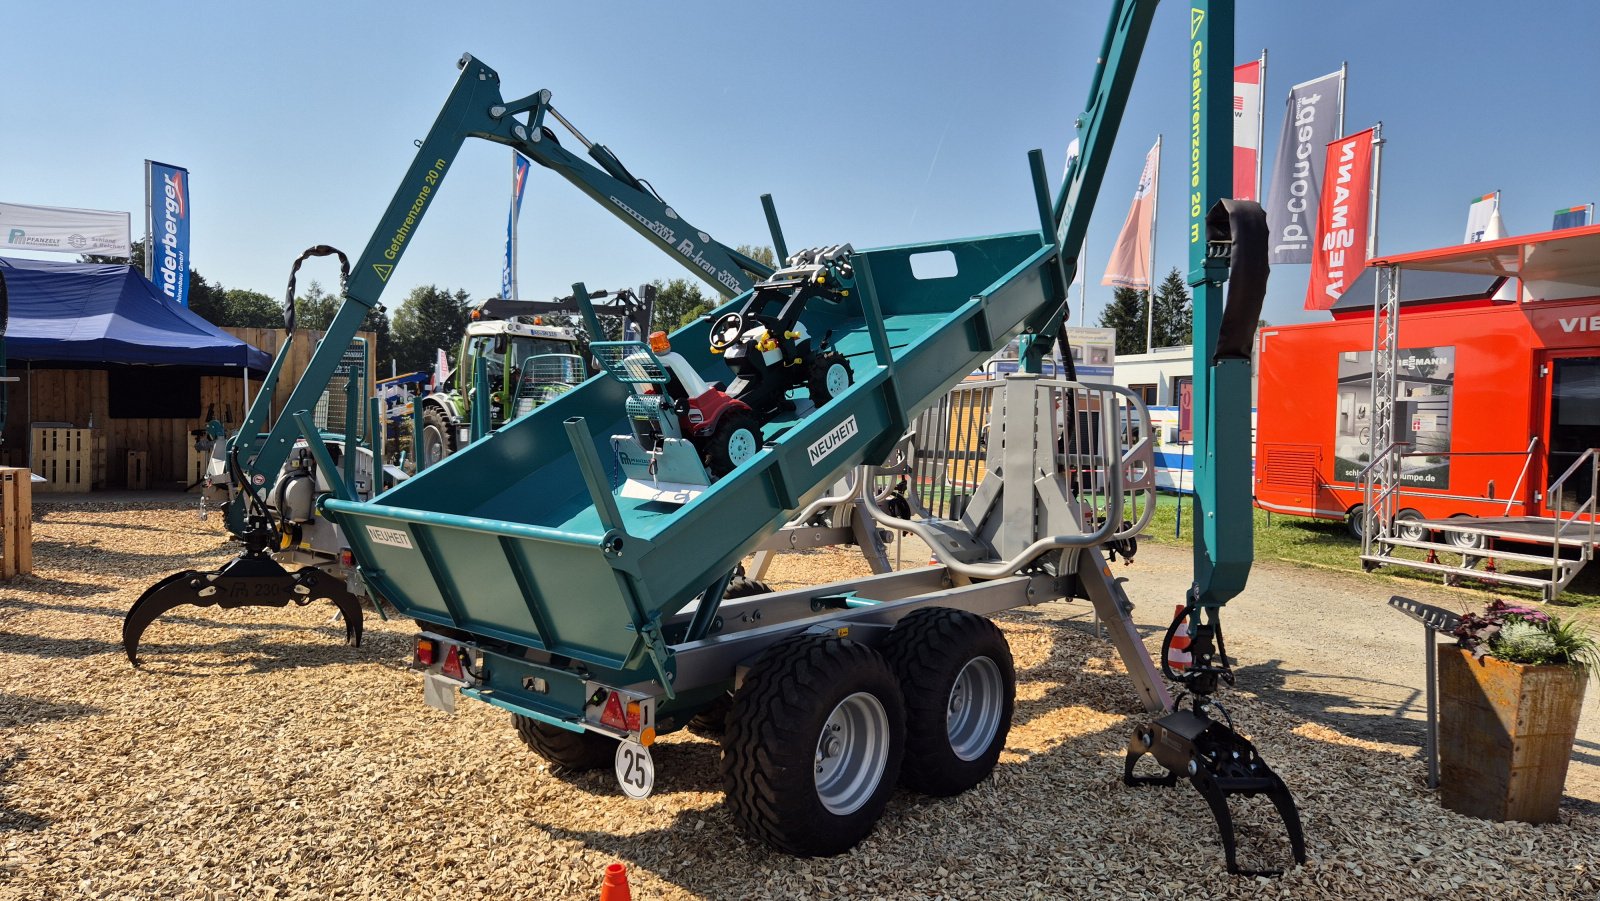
[124,551,364,665]
[1124,708,1307,876]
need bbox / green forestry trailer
[156,0,1303,873]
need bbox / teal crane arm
[1019,0,1161,369]
[228,54,773,534]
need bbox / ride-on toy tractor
[606,247,856,503]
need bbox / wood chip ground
[1,505,1596,899]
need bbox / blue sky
[3,0,1597,328]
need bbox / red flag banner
[1305,127,1376,310]
[1232,60,1262,201]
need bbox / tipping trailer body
[329,231,1057,697]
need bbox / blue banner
[1553,204,1593,231]
[501,153,531,299]
[145,160,191,306]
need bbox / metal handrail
[1503,436,1541,516]
[1550,449,1600,578]
[1359,440,1409,557]
[862,379,1152,580]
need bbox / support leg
[1080,553,1172,714]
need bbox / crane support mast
[1187,0,1255,609]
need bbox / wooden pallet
[31,427,102,493]
[0,467,33,578]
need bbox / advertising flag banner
[1232,59,1263,201]
[501,153,532,299]
[1463,192,1498,243]
[1264,69,1344,264]
[0,202,130,259]
[1101,138,1160,290]
[435,348,452,388]
[1553,204,1594,231]
[1305,127,1376,310]
[145,161,192,306]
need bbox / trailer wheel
[720,634,904,856]
[420,406,455,469]
[880,608,1015,796]
[1395,508,1428,542]
[807,351,853,406]
[685,577,773,738]
[706,411,762,477]
[1345,506,1366,541]
[512,715,613,775]
[1444,516,1487,550]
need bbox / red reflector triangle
[442,645,464,681]
[600,692,628,730]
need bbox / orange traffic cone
[600,862,631,901]
[1166,604,1192,672]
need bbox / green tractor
[414,286,653,468]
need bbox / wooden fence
[2,328,375,489]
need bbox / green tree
[219,288,286,329]
[649,277,715,332]
[1097,285,1149,356]
[735,243,777,269]
[294,280,340,333]
[1096,267,1193,355]
[1150,267,1193,348]
[391,285,471,375]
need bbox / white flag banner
[1464,192,1499,243]
[0,201,130,258]
[435,348,452,387]
[1102,138,1160,290]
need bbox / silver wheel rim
[814,691,891,815]
[1396,514,1425,542]
[1447,528,1483,549]
[947,656,1004,761]
[727,428,757,465]
[825,363,850,397]
[422,424,446,467]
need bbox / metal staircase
[1360,447,1600,601]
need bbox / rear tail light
[442,645,465,681]
[415,638,436,666]
[338,548,355,568]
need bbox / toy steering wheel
[709,312,746,352]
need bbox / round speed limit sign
[614,739,655,799]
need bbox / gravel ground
[2,505,1598,899]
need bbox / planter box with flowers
[1439,600,1596,823]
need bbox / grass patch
[1140,494,1600,608]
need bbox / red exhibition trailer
[1255,224,1600,538]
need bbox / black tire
[705,410,762,477]
[1345,505,1366,541]
[807,351,853,406]
[512,714,613,774]
[685,577,772,738]
[879,608,1015,796]
[420,405,456,469]
[721,634,905,857]
[686,694,733,738]
[726,576,772,598]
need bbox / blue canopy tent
[0,257,268,371]
[0,257,271,487]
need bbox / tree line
[91,243,780,381]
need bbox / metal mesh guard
[592,341,668,385]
